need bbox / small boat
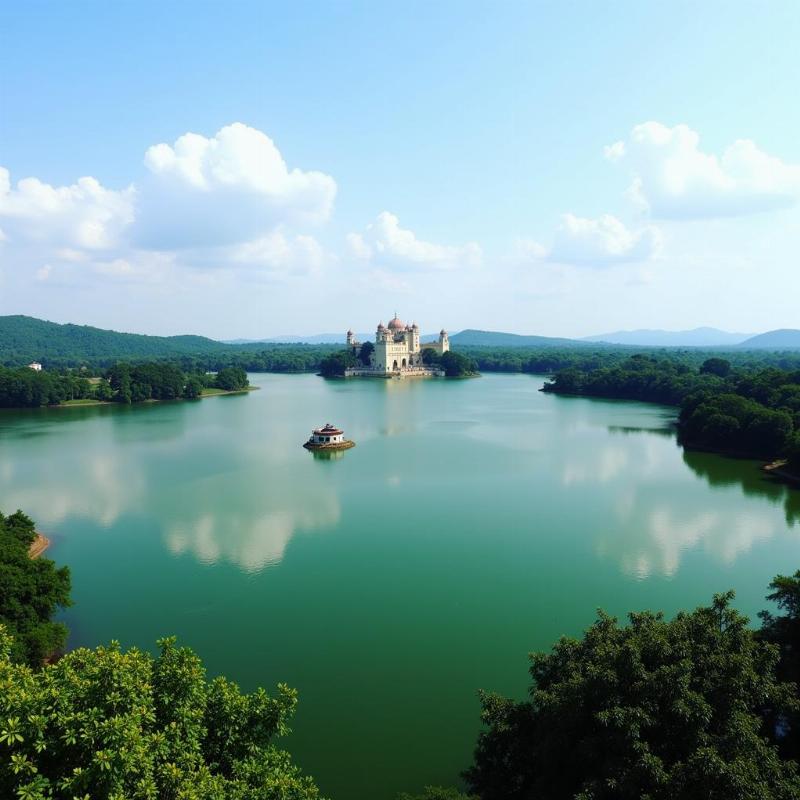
[303,423,355,451]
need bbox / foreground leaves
[0,629,324,800]
[466,593,800,800]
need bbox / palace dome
[388,316,406,331]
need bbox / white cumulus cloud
[607,122,800,219]
[0,166,134,249]
[0,123,336,282]
[228,232,327,274]
[135,122,337,249]
[520,213,661,268]
[348,211,482,270]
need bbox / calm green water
[1,373,799,798]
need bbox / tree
[0,630,325,800]
[319,350,357,378]
[94,377,114,401]
[760,572,800,759]
[465,592,800,800]
[216,366,250,391]
[788,434,800,471]
[440,351,477,377]
[0,510,71,667]
[700,357,732,378]
[359,341,375,366]
[108,363,133,404]
[184,375,204,399]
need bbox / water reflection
[310,449,346,461]
[602,506,776,579]
[165,499,340,572]
[682,449,800,527]
[0,400,341,573]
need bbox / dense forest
[0,366,94,407]
[0,363,250,407]
[542,355,800,469]
[6,506,800,799]
[0,315,337,372]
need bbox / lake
[1,372,799,798]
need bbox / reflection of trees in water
[608,424,676,438]
[682,449,800,527]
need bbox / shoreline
[45,385,260,409]
[541,386,800,491]
[29,532,50,559]
[764,460,800,487]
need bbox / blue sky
[1,1,799,338]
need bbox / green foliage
[681,391,795,458]
[105,362,211,403]
[0,511,71,667]
[319,350,357,377]
[107,362,187,402]
[543,354,715,405]
[0,314,340,374]
[0,315,226,368]
[440,351,477,377]
[542,356,800,461]
[94,377,115,401]
[700,357,732,377]
[184,375,205,399]
[0,367,94,408]
[421,350,476,377]
[398,787,478,800]
[359,341,375,366]
[0,630,324,799]
[215,367,249,391]
[465,592,800,800]
[760,572,800,760]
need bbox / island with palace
[344,315,449,378]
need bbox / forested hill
[740,329,800,349]
[0,315,229,365]
[449,329,583,347]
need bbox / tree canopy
[0,630,324,800]
[318,350,357,377]
[0,511,71,668]
[215,366,250,391]
[543,355,800,463]
[465,592,800,800]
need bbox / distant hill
[583,327,752,347]
[450,329,582,347]
[738,329,800,349]
[0,315,231,366]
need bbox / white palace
[344,315,449,378]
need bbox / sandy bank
[29,533,50,559]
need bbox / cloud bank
[607,122,800,219]
[520,213,661,268]
[0,123,335,281]
[348,211,482,270]
[136,123,336,249]
[0,167,134,250]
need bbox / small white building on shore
[28,362,43,372]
